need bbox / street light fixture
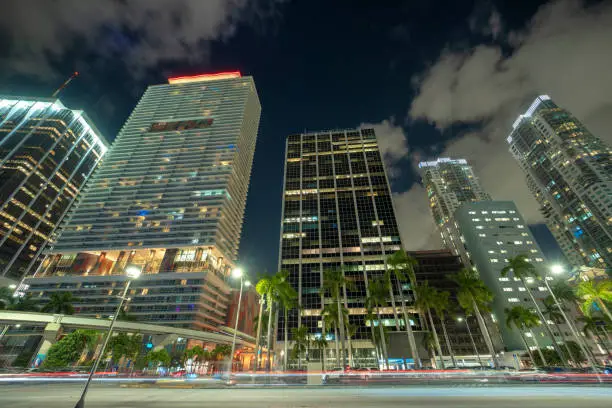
[74,264,142,408]
[228,267,248,384]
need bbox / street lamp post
[545,264,601,380]
[458,316,483,367]
[74,265,142,408]
[227,267,250,384]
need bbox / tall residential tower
[508,95,611,269]
[22,72,261,331]
[0,97,108,283]
[418,158,491,260]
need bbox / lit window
[496,241,503,245]
[476,226,484,229]
[488,250,495,254]
[500,249,507,253]
[538,287,547,291]
[490,258,499,263]
[535,258,543,262]
[472,218,481,222]
[508,298,520,303]
[481,211,488,214]
[518,287,526,292]
[514,241,523,245]
[469,211,476,214]
[499,277,510,282]
[503,287,513,292]
[517,225,525,229]
[478,233,486,237]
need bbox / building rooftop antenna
[51,71,79,98]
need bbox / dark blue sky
[0,0,564,274]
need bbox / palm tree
[322,303,348,367]
[312,336,328,371]
[42,292,78,314]
[386,250,421,367]
[505,306,540,366]
[543,295,575,364]
[0,287,17,310]
[578,315,610,356]
[279,284,298,370]
[365,278,391,369]
[254,279,268,372]
[576,280,612,321]
[432,291,457,367]
[7,293,40,312]
[252,310,268,371]
[291,325,310,369]
[414,282,446,368]
[501,255,566,365]
[322,268,353,368]
[448,268,498,367]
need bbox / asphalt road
[2,384,612,408]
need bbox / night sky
[2,0,609,274]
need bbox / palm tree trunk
[427,309,445,369]
[284,307,288,370]
[439,315,456,367]
[465,317,483,366]
[334,324,340,368]
[529,329,547,366]
[517,325,536,367]
[376,306,389,369]
[253,300,264,372]
[472,298,498,367]
[596,299,612,322]
[396,279,420,368]
[554,321,576,364]
[388,279,400,331]
[369,320,380,368]
[521,277,566,366]
[336,297,347,368]
[265,303,274,372]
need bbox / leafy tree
[386,250,421,367]
[432,290,457,367]
[414,281,445,368]
[502,255,566,365]
[7,293,40,312]
[576,280,612,321]
[564,341,585,365]
[0,287,17,309]
[505,306,543,366]
[448,268,498,367]
[578,315,610,355]
[42,292,78,315]
[44,329,99,368]
[145,349,171,367]
[118,309,138,322]
[323,268,355,369]
[533,348,562,366]
[105,333,142,370]
[365,278,390,369]
[291,325,310,368]
[212,344,232,360]
[312,335,328,371]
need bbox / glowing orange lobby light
[168,71,242,84]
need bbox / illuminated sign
[168,71,242,84]
[149,118,213,132]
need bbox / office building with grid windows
[454,200,563,352]
[0,97,108,283]
[21,72,261,331]
[508,95,611,270]
[277,128,418,367]
[419,158,491,261]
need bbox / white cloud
[0,0,255,78]
[390,0,612,250]
[362,119,409,181]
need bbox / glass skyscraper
[0,97,108,282]
[22,72,261,330]
[508,95,611,269]
[278,128,413,366]
[418,158,491,259]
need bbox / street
[2,384,612,408]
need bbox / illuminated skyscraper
[418,158,490,260]
[0,97,108,282]
[508,96,611,269]
[278,128,417,367]
[23,72,261,330]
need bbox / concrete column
[30,322,62,367]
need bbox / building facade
[0,97,108,282]
[419,158,491,259]
[21,72,261,331]
[454,200,560,352]
[410,250,492,364]
[508,95,611,270]
[278,128,417,367]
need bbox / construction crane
[51,71,79,98]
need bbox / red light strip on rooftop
[168,71,242,84]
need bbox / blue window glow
[137,210,149,216]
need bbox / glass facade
[508,96,611,269]
[22,74,261,330]
[418,158,490,259]
[278,128,415,356]
[0,97,108,281]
